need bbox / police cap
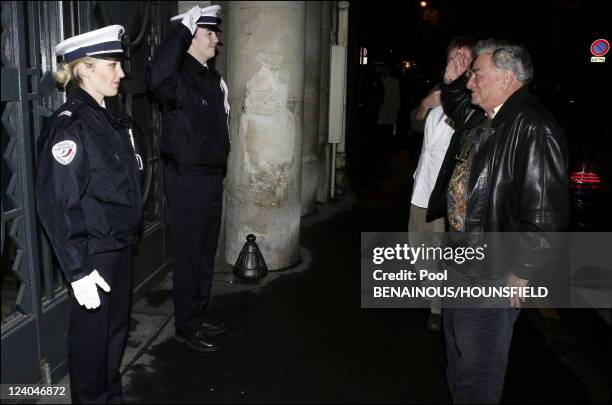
[197,5,223,32]
[55,25,128,62]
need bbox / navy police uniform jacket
[149,24,230,175]
[36,87,143,282]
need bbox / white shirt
[411,105,455,208]
[487,104,503,118]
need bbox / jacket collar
[185,53,209,74]
[70,87,132,129]
[70,86,107,111]
[491,85,533,127]
[184,53,219,78]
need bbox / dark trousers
[443,307,520,403]
[165,166,223,335]
[68,247,133,404]
[442,268,520,403]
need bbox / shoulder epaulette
[55,99,85,119]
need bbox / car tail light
[570,163,604,190]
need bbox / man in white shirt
[408,37,475,331]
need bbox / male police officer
[149,5,230,352]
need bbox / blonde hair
[53,57,99,87]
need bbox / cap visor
[90,52,130,61]
[197,24,222,33]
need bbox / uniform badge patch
[51,140,77,165]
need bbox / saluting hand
[71,270,111,310]
[181,5,202,36]
[443,47,472,85]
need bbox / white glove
[71,270,111,310]
[181,5,202,36]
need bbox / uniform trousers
[165,165,223,335]
[68,246,133,404]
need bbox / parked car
[568,145,611,230]
[533,79,612,231]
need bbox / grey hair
[474,39,534,83]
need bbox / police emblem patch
[52,140,77,165]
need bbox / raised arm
[148,6,201,108]
[441,47,477,128]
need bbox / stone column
[301,1,322,216]
[225,1,306,270]
[178,1,210,14]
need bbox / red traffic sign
[590,39,609,57]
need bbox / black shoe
[201,318,228,335]
[426,313,442,332]
[175,329,220,352]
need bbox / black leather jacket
[149,25,230,175]
[426,76,570,279]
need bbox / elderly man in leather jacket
[427,39,569,403]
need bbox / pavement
[38,149,611,404]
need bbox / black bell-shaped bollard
[233,234,269,282]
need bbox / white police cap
[55,25,127,63]
[197,5,222,32]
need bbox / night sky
[350,0,610,177]
[355,0,610,91]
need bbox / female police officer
[36,25,142,403]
